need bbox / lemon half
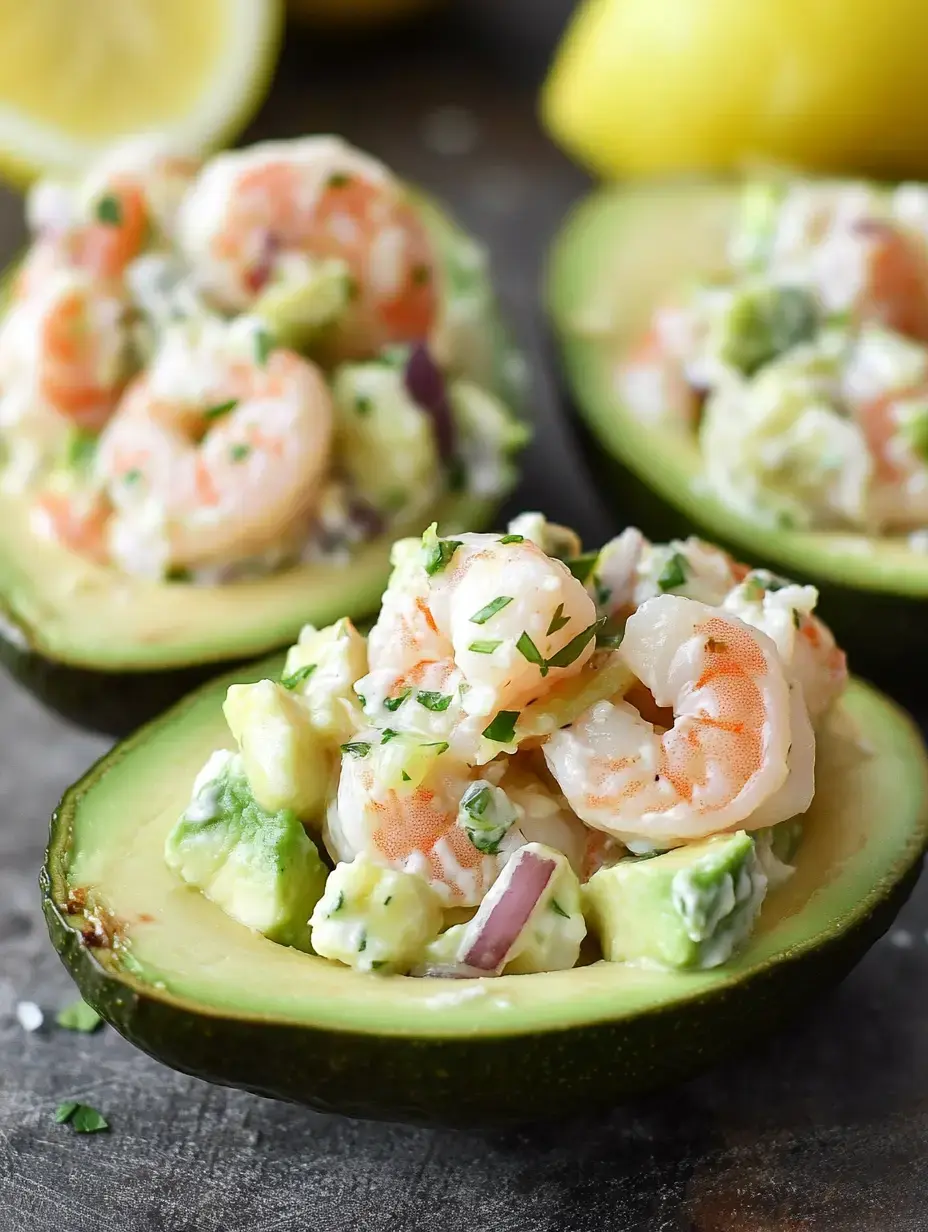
[0,0,282,186]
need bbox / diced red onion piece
[463,850,557,973]
[404,343,455,461]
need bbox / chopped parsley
[55,1000,101,1033]
[566,553,599,585]
[55,1103,109,1133]
[166,566,192,583]
[468,639,501,654]
[253,328,273,367]
[204,398,238,422]
[482,710,519,743]
[230,443,251,463]
[358,933,367,953]
[280,663,316,690]
[550,900,569,919]
[401,771,411,782]
[327,171,352,189]
[384,689,411,712]
[423,740,449,755]
[546,619,602,669]
[657,552,689,592]
[330,891,345,915]
[792,608,802,629]
[381,728,399,743]
[498,533,524,544]
[423,535,462,576]
[411,263,432,286]
[457,781,515,855]
[416,691,452,712]
[354,394,373,416]
[469,595,513,625]
[371,960,387,970]
[516,631,547,676]
[547,603,570,636]
[94,194,122,226]
[340,741,372,758]
[123,468,142,486]
[66,431,96,472]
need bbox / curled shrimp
[851,385,928,529]
[544,595,797,846]
[177,137,438,357]
[94,331,334,574]
[0,270,131,434]
[358,531,598,750]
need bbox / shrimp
[357,531,599,753]
[543,595,797,846]
[0,270,131,434]
[620,324,700,426]
[92,328,334,573]
[853,386,928,528]
[177,137,438,357]
[851,219,928,345]
[31,489,111,564]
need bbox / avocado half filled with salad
[44,513,928,1125]
[548,177,928,679]
[0,135,525,734]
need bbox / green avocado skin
[41,852,919,1127]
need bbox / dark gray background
[3,5,928,1229]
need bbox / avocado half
[547,182,928,681]
[42,654,928,1126]
[0,195,523,736]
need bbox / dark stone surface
[1,5,927,1229]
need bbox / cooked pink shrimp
[619,324,701,425]
[852,219,928,344]
[0,271,130,433]
[31,489,111,563]
[544,595,797,847]
[177,137,438,357]
[93,337,334,573]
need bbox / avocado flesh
[0,195,522,733]
[43,656,928,1125]
[547,183,928,677]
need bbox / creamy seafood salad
[165,514,847,975]
[623,179,928,538]
[0,136,522,582]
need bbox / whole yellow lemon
[542,0,928,179]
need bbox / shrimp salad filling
[164,514,848,976]
[622,178,928,540]
[0,137,524,582]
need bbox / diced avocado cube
[165,751,327,952]
[223,680,330,821]
[717,284,819,377]
[309,855,443,974]
[332,361,441,517]
[583,831,767,970]
[252,256,353,348]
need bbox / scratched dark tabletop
[2,6,928,1230]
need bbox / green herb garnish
[550,900,569,919]
[280,663,316,690]
[204,398,238,422]
[358,933,367,953]
[545,619,602,669]
[423,741,450,755]
[230,443,251,463]
[355,394,372,416]
[411,263,432,286]
[516,631,548,676]
[468,639,501,654]
[253,328,273,367]
[55,1000,101,1033]
[547,603,570,636]
[469,595,512,625]
[327,172,352,189]
[457,781,515,855]
[482,710,519,743]
[371,960,387,970]
[384,689,410,712]
[566,553,598,584]
[123,468,142,486]
[94,194,122,226]
[340,741,372,758]
[401,771,411,782]
[657,552,689,592]
[66,431,97,472]
[423,535,462,577]
[55,1103,109,1133]
[330,891,345,915]
[166,566,192,583]
[381,728,399,743]
[499,533,524,544]
[416,691,452,712]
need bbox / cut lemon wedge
[0,0,282,186]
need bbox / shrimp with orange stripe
[544,593,809,848]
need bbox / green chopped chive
[499,533,524,544]
[166,566,192,583]
[254,328,273,366]
[55,1000,101,1033]
[355,394,373,416]
[384,895,393,906]
[516,631,547,675]
[381,728,399,743]
[358,933,367,953]
[204,398,238,421]
[411,263,432,286]
[66,431,96,471]
[546,618,603,669]
[230,443,251,462]
[383,689,411,712]
[280,663,316,690]
[596,624,624,650]
[423,536,462,576]
[340,741,371,758]
[742,575,767,602]
[468,639,501,654]
[566,553,599,584]
[550,900,570,919]
[482,710,519,743]
[94,194,122,226]
[327,171,352,189]
[423,741,450,755]
[469,595,513,625]
[657,552,689,592]
[401,771,412,782]
[330,891,345,915]
[547,603,570,636]
[371,960,387,970]
[356,694,367,708]
[55,1103,109,1133]
[416,691,452,712]
[123,468,142,486]
[792,608,802,629]
[457,780,515,854]
[463,784,490,817]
